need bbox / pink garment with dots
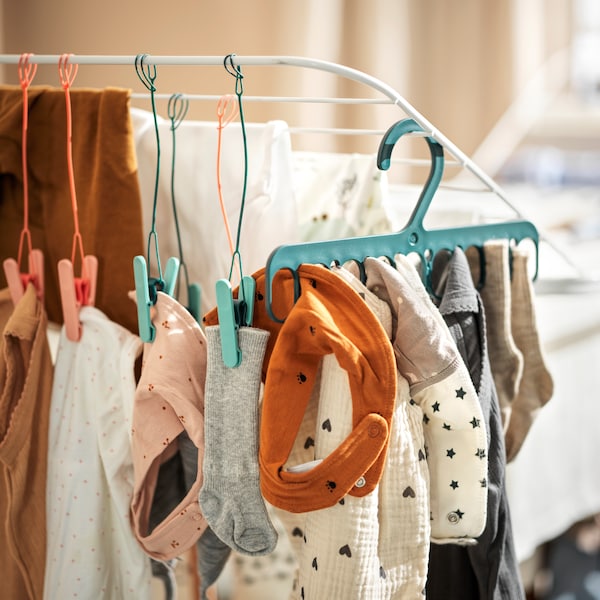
[130,291,208,560]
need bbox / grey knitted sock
[199,325,278,556]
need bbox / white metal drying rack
[0,54,516,207]
[0,53,585,281]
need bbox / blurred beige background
[0,0,574,162]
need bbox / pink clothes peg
[58,255,98,341]
[3,245,44,306]
[56,54,98,341]
[2,53,45,306]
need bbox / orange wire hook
[16,53,37,269]
[56,54,97,341]
[58,53,85,277]
[216,94,239,258]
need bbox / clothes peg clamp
[215,275,255,367]
[133,255,181,343]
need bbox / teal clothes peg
[186,283,202,323]
[133,255,180,343]
[215,275,255,368]
[162,256,180,297]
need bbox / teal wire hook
[223,54,249,282]
[167,92,201,322]
[133,54,180,342]
[215,54,255,367]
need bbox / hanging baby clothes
[131,108,299,311]
[179,326,278,600]
[425,247,525,600]
[282,266,430,599]
[225,507,298,600]
[357,256,489,543]
[504,247,553,462]
[44,305,152,600]
[258,264,397,512]
[265,359,323,600]
[200,326,277,556]
[0,86,145,333]
[130,291,208,561]
[292,151,392,242]
[0,284,53,600]
[202,265,396,598]
[476,240,524,429]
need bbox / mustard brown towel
[0,85,144,333]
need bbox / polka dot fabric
[130,291,209,561]
[44,306,152,599]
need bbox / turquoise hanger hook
[167,92,189,129]
[134,53,157,93]
[377,118,445,239]
[215,54,255,366]
[132,54,180,342]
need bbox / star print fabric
[358,257,488,543]
[130,291,209,560]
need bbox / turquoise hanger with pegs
[167,92,202,322]
[132,54,180,343]
[264,118,539,322]
[215,54,255,367]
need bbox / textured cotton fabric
[292,151,392,241]
[478,240,524,428]
[283,266,430,599]
[504,247,553,462]
[200,326,277,555]
[178,429,230,600]
[44,306,152,599]
[0,285,53,600]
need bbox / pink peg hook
[18,53,37,89]
[56,53,97,341]
[58,53,78,89]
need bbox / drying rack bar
[0,52,580,279]
[131,93,395,105]
[0,53,505,203]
